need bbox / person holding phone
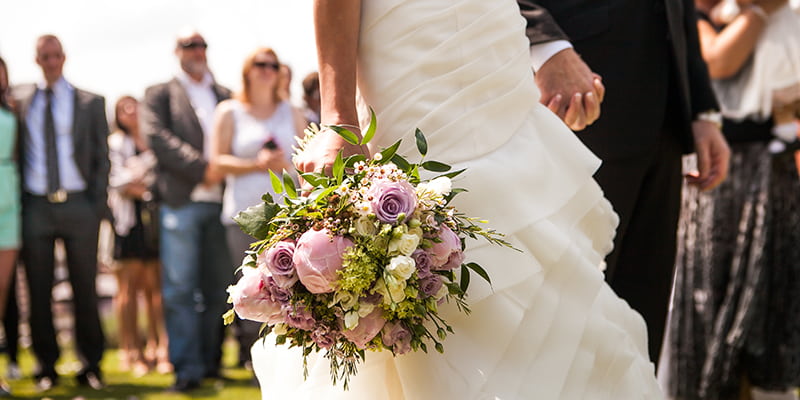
[209,47,305,370]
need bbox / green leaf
[437,168,466,179]
[378,140,402,164]
[390,154,411,172]
[361,107,377,145]
[300,172,327,188]
[415,128,428,157]
[421,161,451,172]
[465,262,491,285]
[313,186,339,205]
[345,154,368,168]
[459,267,471,293]
[233,203,270,239]
[333,151,345,183]
[329,125,360,145]
[282,171,297,199]
[269,170,284,194]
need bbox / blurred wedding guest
[140,29,232,393]
[0,55,19,397]
[210,47,304,370]
[278,64,292,101]
[12,35,109,391]
[301,71,320,125]
[663,1,800,399]
[107,95,171,377]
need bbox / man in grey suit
[140,29,232,393]
[14,34,109,391]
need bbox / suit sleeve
[517,0,569,45]
[683,0,720,116]
[140,84,207,185]
[91,95,111,219]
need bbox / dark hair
[0,56,10,111]
[114,95,137,135]
[302,71,319,98]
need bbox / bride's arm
[295,0,367,175]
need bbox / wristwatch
[696,110,723,130]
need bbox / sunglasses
[179,41,208,50]
[253,61,280,71]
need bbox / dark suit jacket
[13,83,110,217]
[140,78,231,207]
[518,0,719,159]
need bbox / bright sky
[0,0,317,110]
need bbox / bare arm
[295,0,368,174]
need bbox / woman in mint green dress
[0,56,19,397]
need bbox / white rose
[386,255,416,280]
[357,302,376,318]
[344,311,360,330]
[273,323,288,335]
[375,276,406,304]
[331,291,358,310]
[354,215,378,236]
[388,233,420,256]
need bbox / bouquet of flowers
[224,112,513,388]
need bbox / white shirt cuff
[529,40,572,72]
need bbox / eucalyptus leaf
[421,160,451,172]
[269,170,284,194]
[329,125,360,145]
[283,171,297,199]
[362,107,377,145]
[378,140,402,164]
[415,128,428,157]
[465,262,491,285]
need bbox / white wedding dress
[252,0,664,398]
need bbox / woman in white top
[210,47,305,367]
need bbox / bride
[251,0,664,398]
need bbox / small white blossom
[344,311,360,330]
[273,323,289,335]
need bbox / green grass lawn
[2,340,262,400]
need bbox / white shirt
[529,40,572,72]
[23,77,87,195]
[175,70,223,203]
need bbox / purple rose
[411,249,434,279]
[265,276,292,304]
[260,241,298,288]
[419,275,444,298]
[342,307,386,349]
[430,225,461,269]
[229,268,284,324]
[284,303,316,331]
[382,321,412,355]
[311,326,338,350]
[293,228,354,293]
[368,180,417,224]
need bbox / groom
[519,0,730,365]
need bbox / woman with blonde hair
[210,47,305,368]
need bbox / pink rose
[293,228,354,293]
[430,225,461,269]
[381,321,412,355]
[229,268,283,323]
[368,180,417,224]
[260,240,298,288]
[342,307,386,349]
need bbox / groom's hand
[535,48,604,131]
[686,120,730,191]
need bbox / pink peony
[293,228,354,293]
[260,240,298,288]
[229,268,284,323]
[430,225,462,269]
[382,321,412,355]
[368,180,417,224]
[342,307,386,349]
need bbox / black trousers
[594,130,684,365]
[21,192,105,376]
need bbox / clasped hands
[536,48,605,131]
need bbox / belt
[25,189,85,204]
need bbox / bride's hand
[294,126,369,176]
